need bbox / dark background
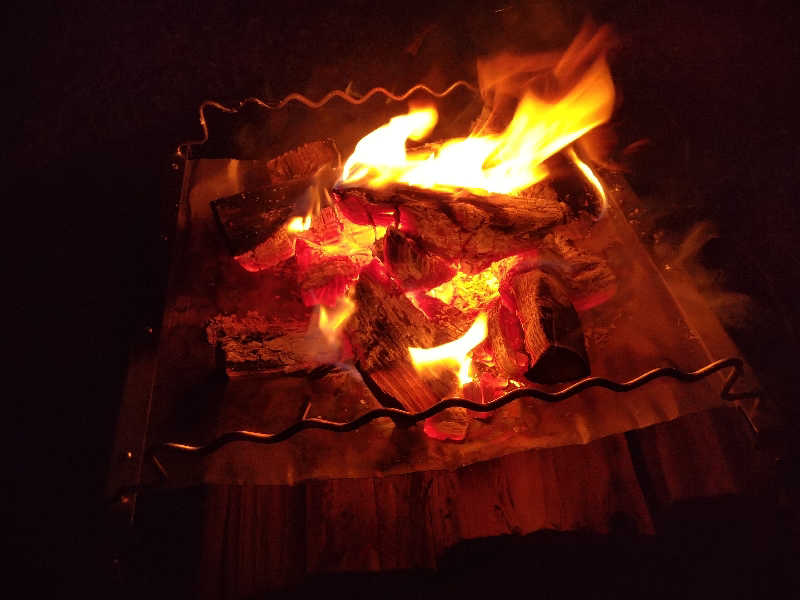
[8,0,798,596]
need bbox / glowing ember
[409,313,488,385]
[424,255,522,312]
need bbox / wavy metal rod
[148,357,757,468]
[176,81,478,157]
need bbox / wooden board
[184,405,769,597]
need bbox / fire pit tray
[102,153,759,495]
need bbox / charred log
[362,363,469,441]
[344,262,469,439]
[383,227,455,291]
[233,227,296,273]
[333,183,568,272]
[507,269,590,383]
[206,312,335,377]
[211,180,307,257]
[538,231,616,308]
[295,240,362,307]
[211,139,341,259]
[344,262,439,372]
[487,299,529,379]
[264,138,340,183]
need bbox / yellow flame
[287,215,312,233]
[408,313,488,385]
[317,295,356,345]
[341,53,614,196]
[566,146,607,213]
[425,255,519,312]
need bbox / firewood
[344,262,469,439]
[233,227,296,273]
[210,139,341,261]
[206,312,337,377]
[264,138,340,183]
[333,183,568,272]
[344,261,439,372]
[364,363,469,441]
[295,240,362,307]
[487,299,529,379]
[383,227,455,291]
[506,269,590,383]
[538,231,616,309]
[364,362,441,413]
[211,180,308,257]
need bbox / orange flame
[566,146,607,214]
[408,313,488,385]
[341,26,615,196]
[315,295,356,346]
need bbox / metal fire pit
[106,95,760,511]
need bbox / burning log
[487,299,528,379]
[211,139,341,270]
[211,180,307,257]
[383,227,455,291]
[206,312,335,377]
[264,138,340,182]
[233,229,296,273]
[493,269,590,383]
[344,261,439,373]
[538,231,616,310]
[344,262,469,438]
[333,183,568,272]
[295,240,362,308]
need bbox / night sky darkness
[8,0,798,595]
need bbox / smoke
[666,221,754,332]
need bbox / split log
[211,180,307,257]
[206,311,338,377]
[364,364,469,441]
[264,138,340,183]
[383,227,455,291]
[211,139,341,268]
[538,231,616,310]
[295,240,362,308]
[498,269,590,383]
[487,299,529,379]
[345,262,468,439]
[344,261,439,372]
[233,228,296,273]
[333,183,568,273]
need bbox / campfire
[205,25,621,441]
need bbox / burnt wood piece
[233,228,295,273]
[344,261,440,372]
[383,227,456,291]
[206,312,335,377]
[211,180,308,257]
[366,364,469,441]
[487,298,529,379]
[539,231,616,306]
[333,183,568,273]
[295,240,362,308]
[345,262,469,439]
[264,138,340,183]
[506,269,590,383]
[211,139,341,258]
